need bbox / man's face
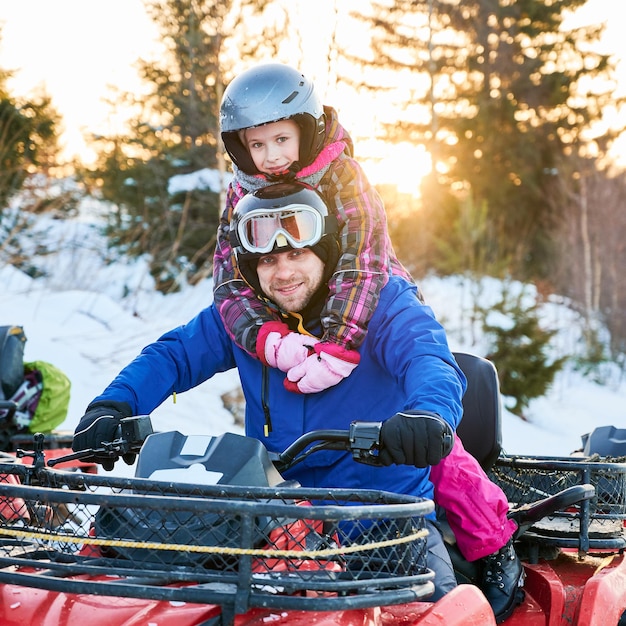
[256,247,324,312]
[241,119,301,176]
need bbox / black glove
[72,400,133,471]
[379,410,454,467]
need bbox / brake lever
[47,439,125,467]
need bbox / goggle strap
[325,212,338,236]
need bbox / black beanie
[311,234,341,285]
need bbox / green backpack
[23,360,71,433]
[0,325,71,436]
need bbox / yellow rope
[0,526,427,559]
[594,553,618,574]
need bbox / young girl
[215,62,412,393]
[215,62,522,622]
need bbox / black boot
[479,539,525,623]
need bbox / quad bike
[0,353,623,626]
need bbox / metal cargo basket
[0,460,435,623]
[490,454,626,554]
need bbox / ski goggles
[236,204,324,254]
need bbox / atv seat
[452,352,502,471]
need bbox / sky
[0,0,162,164]
[1,174,624,479]
[0,0,625,183]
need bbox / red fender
[380,585,496,626]
[576,554,626,625]
[504,555,626,626]
[520,562,569,626]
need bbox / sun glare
[360,142,432,197]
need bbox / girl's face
[241,119,301,175]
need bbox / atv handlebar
[271,421,383,472]
[46,417,384,470]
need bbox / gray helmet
[220,64,326,175]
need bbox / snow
[168,168,232,195]
[2,186,624,478]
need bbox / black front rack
[0,462,435,622]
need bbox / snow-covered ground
[2,193,624,476]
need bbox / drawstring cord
[288,312,315,338]
[262,365,272,436]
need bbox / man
[72,182,468,602]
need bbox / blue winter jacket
[93,276,466,503]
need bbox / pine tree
[82,0,273,292]
[480,288,567,417]
[0,72,60,209]
[349,0,621,280]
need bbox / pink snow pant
[429,436,517,561]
